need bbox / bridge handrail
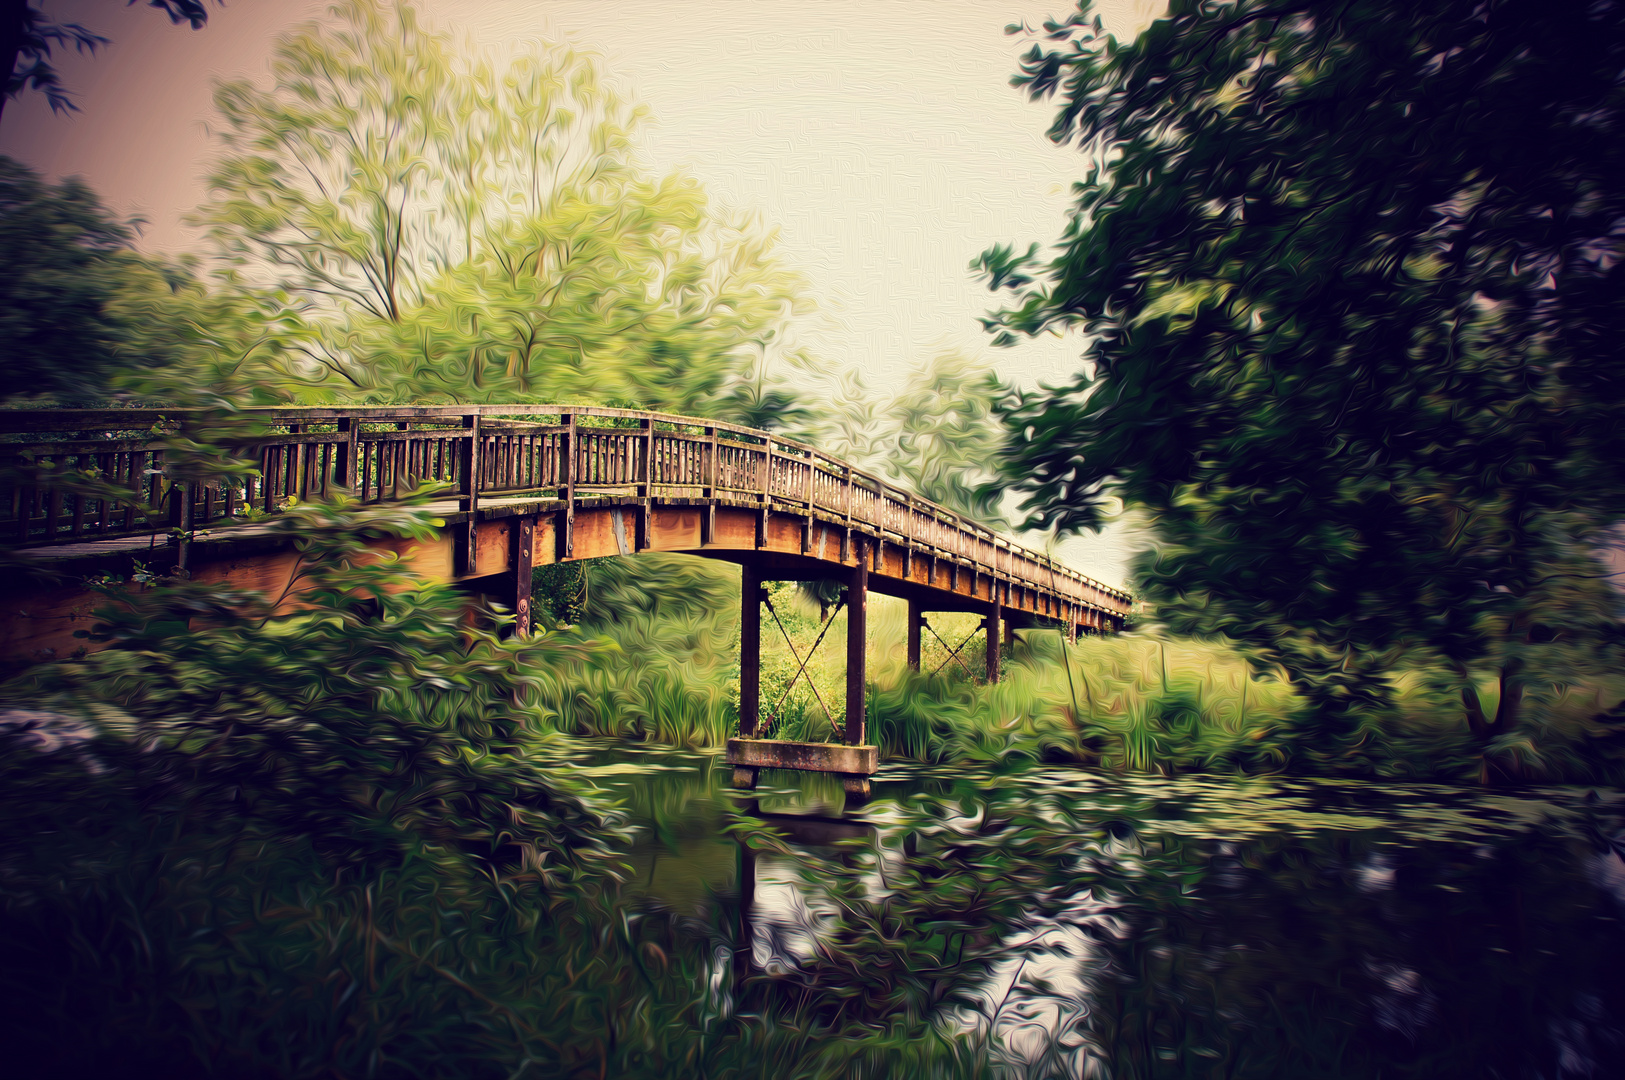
[0,404,1132,609]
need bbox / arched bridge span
[2,406,1131,785]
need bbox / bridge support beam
[846,538,868,755]
[733,562,763,789]
[906,597,922,671]
[986,595,1001,684]
[740,563,762,739]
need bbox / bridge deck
[1,405,1131,679]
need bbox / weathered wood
[512,515,535,635]
[561,414,575,558]
[740,562,762,737]
[456,414,480,576]
[907,597,922,671]
[337,416,359,490]
[0,404,1134,661]
[986,595,1001,685]
[847,536,868,744]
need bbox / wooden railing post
[638,417,652,550]
[639,417,653,497]
[703,426,717,496]
[337,416,358,491]
[801,452,814,554]
[169,472,195,574]
[456,412,480,576]
[392,420,408,500]
[559,413,574,559]
[842,465,854,563]
[901,493,913,579]
[757,437,770,549]
[872,482,884,572]
[702,426,716,545]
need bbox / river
[563,741,1625,1078]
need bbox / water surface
[566,743,1625,1077]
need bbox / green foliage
[193,0,812,419]
[1,2,214,121]
[872,632,1292,772]
[878,353,1010,527]
[0,154,309,407]
[866,628,1625,783]
[0,156,158,401]
[978,0,1625,749]
[0,492,639,1074]
[799,351,1011,527]
[531,554,743,747]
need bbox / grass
[529,554,1625,784]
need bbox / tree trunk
[1491,658,1524,735]
[1462,681,1489,739]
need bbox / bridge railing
[0,405,1131,613]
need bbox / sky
[1,0,1162,587]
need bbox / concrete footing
[726,738,879,800]
[726,737,878,776]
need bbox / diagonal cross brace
[925,617,979,678]
[762,593,846,739]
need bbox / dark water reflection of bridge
[579,741,1625,1077]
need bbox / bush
[0,494,627,1075]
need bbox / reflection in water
[570,744,1625,1077]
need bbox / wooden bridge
[1,405,1131,792]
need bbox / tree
[795,351,1011,527]
[194,0,810,418]
[880,352,1010,527]
[2,1,215,122]
[977,0,1625,750]
[0,155,306,405]
[0,155,175,400]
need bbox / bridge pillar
[734,562,764,789]
[740,563,762,738]
[986,595,1001,684]
[906,597,922,671]
[846,537,868,745]
[842,538,870,799]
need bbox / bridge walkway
[2,405,1132,791]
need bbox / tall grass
[870,628,1625,783]
[530,558,1625,783]
[530,554,741,747]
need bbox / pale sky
[1,0,1161,586]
